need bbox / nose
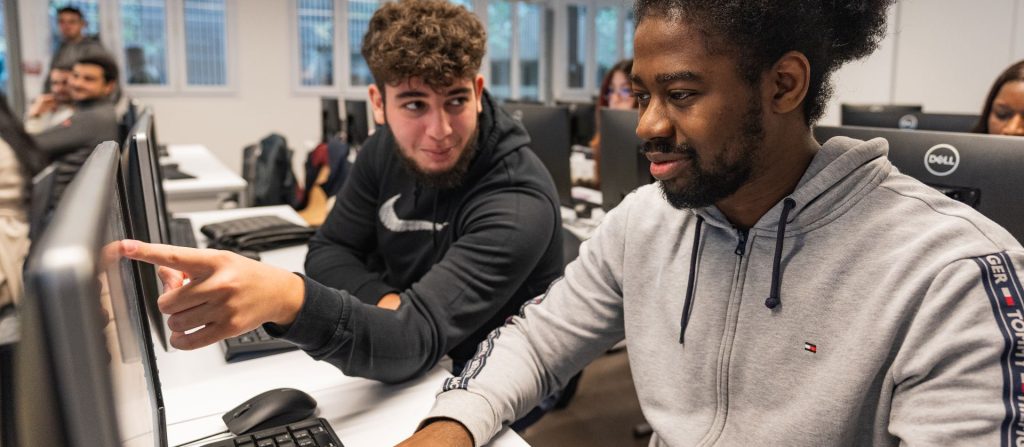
[425,107,454,141]
[636,99,672,143]
[1002,114,1024,137]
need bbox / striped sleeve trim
[973,251,1024,447]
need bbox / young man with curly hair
[400,0,1024,445]
[120,0,563,384]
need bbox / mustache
[639,139,696,157]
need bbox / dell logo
[898,114,920,130]
[924,144,960,176]
[512,110,524,121]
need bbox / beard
[641,95,766,210]
[392,126,479,190]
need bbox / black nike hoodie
[270,91,564,383]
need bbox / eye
[993,109,1013,121]
[669,90,695,102]
[402,101,425,112]
[447,97,469,107]
[633,91,651,106]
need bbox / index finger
[119,240,215,278]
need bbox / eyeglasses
[606,86,633,99]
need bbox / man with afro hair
[401,0,1024,445]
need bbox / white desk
[162,206,527,446]
[163,144,248,213]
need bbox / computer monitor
[121,110,171,350]
[841,106,979,133]
[321,97,342,143]
[557,101,597,147]
[344,99,370,147]
[814,125,1024,242]
[501,103,573,207]
[841,103,922,118]
[599,109,652,211]
[15,141,166,446]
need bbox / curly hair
[634,0,894,125]
[362,0,486,92]
[972,60,1024,133]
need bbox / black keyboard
[200,417,343,447]
[221,326,297,361]
[170,217,199,248]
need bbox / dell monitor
[841,106,979,133]
[121,110,171,350]
[15,141,166,446]
[321,97,342,143]
[557,101,597,147]
[814,125,1024,242]
[345,99,370,147]
[501,103,573,207]
[599,109,652,211]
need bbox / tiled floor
[521,349,652,447]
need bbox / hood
[460,90,532,185]
[693,135,890,235]
[678,135,892,342]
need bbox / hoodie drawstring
[679,216,704,344]
[764,198,796,310]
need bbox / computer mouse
[222,388,318,435]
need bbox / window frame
[112,0,237,97]
[288,0,343,96]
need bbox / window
[594,7,617,86]
[348,0,378,86]
[623,10,634,59]
[49,0,101,53]
[518,2,542,101]
[297,0,335,87]
[121,0,168,85]
[566,4,586,89]
[449,0,472,10]
[487,0,512,99]
[0,0,7,94]
[183,0,227,86]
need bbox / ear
[474,75,485,114]
[767,51,811,116]
[368,84,386,125]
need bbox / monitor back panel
[815,125,1024,242]
[599,109,650,211]
[501,103,573,207]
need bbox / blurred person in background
[972,60,1024,136]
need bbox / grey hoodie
[423,136,1024,446]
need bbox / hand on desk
[396,419,473,447]
[119,239,306,350]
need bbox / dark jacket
[269,91,564,383]
[32,98,118,203]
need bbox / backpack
[242,133,298,207]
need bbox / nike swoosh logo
[379,194,449,232]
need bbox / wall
[16,0,1024,171]
[823,0,1024,126]
[137,0,322,175]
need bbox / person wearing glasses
[589,59,637,186]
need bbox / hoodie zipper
[734,229,749,256]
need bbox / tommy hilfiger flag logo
[1005,287,1016,307]
[804,342,817,353]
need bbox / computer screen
[345,99,370,147]
[815,125,1024,242]
[599,108,652,211]
[557,101,597,147]
[501,103,573,207]
[841,107,979,133]
[15,141,166,447]
[321,97,342,143]
[121,110,171,350]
